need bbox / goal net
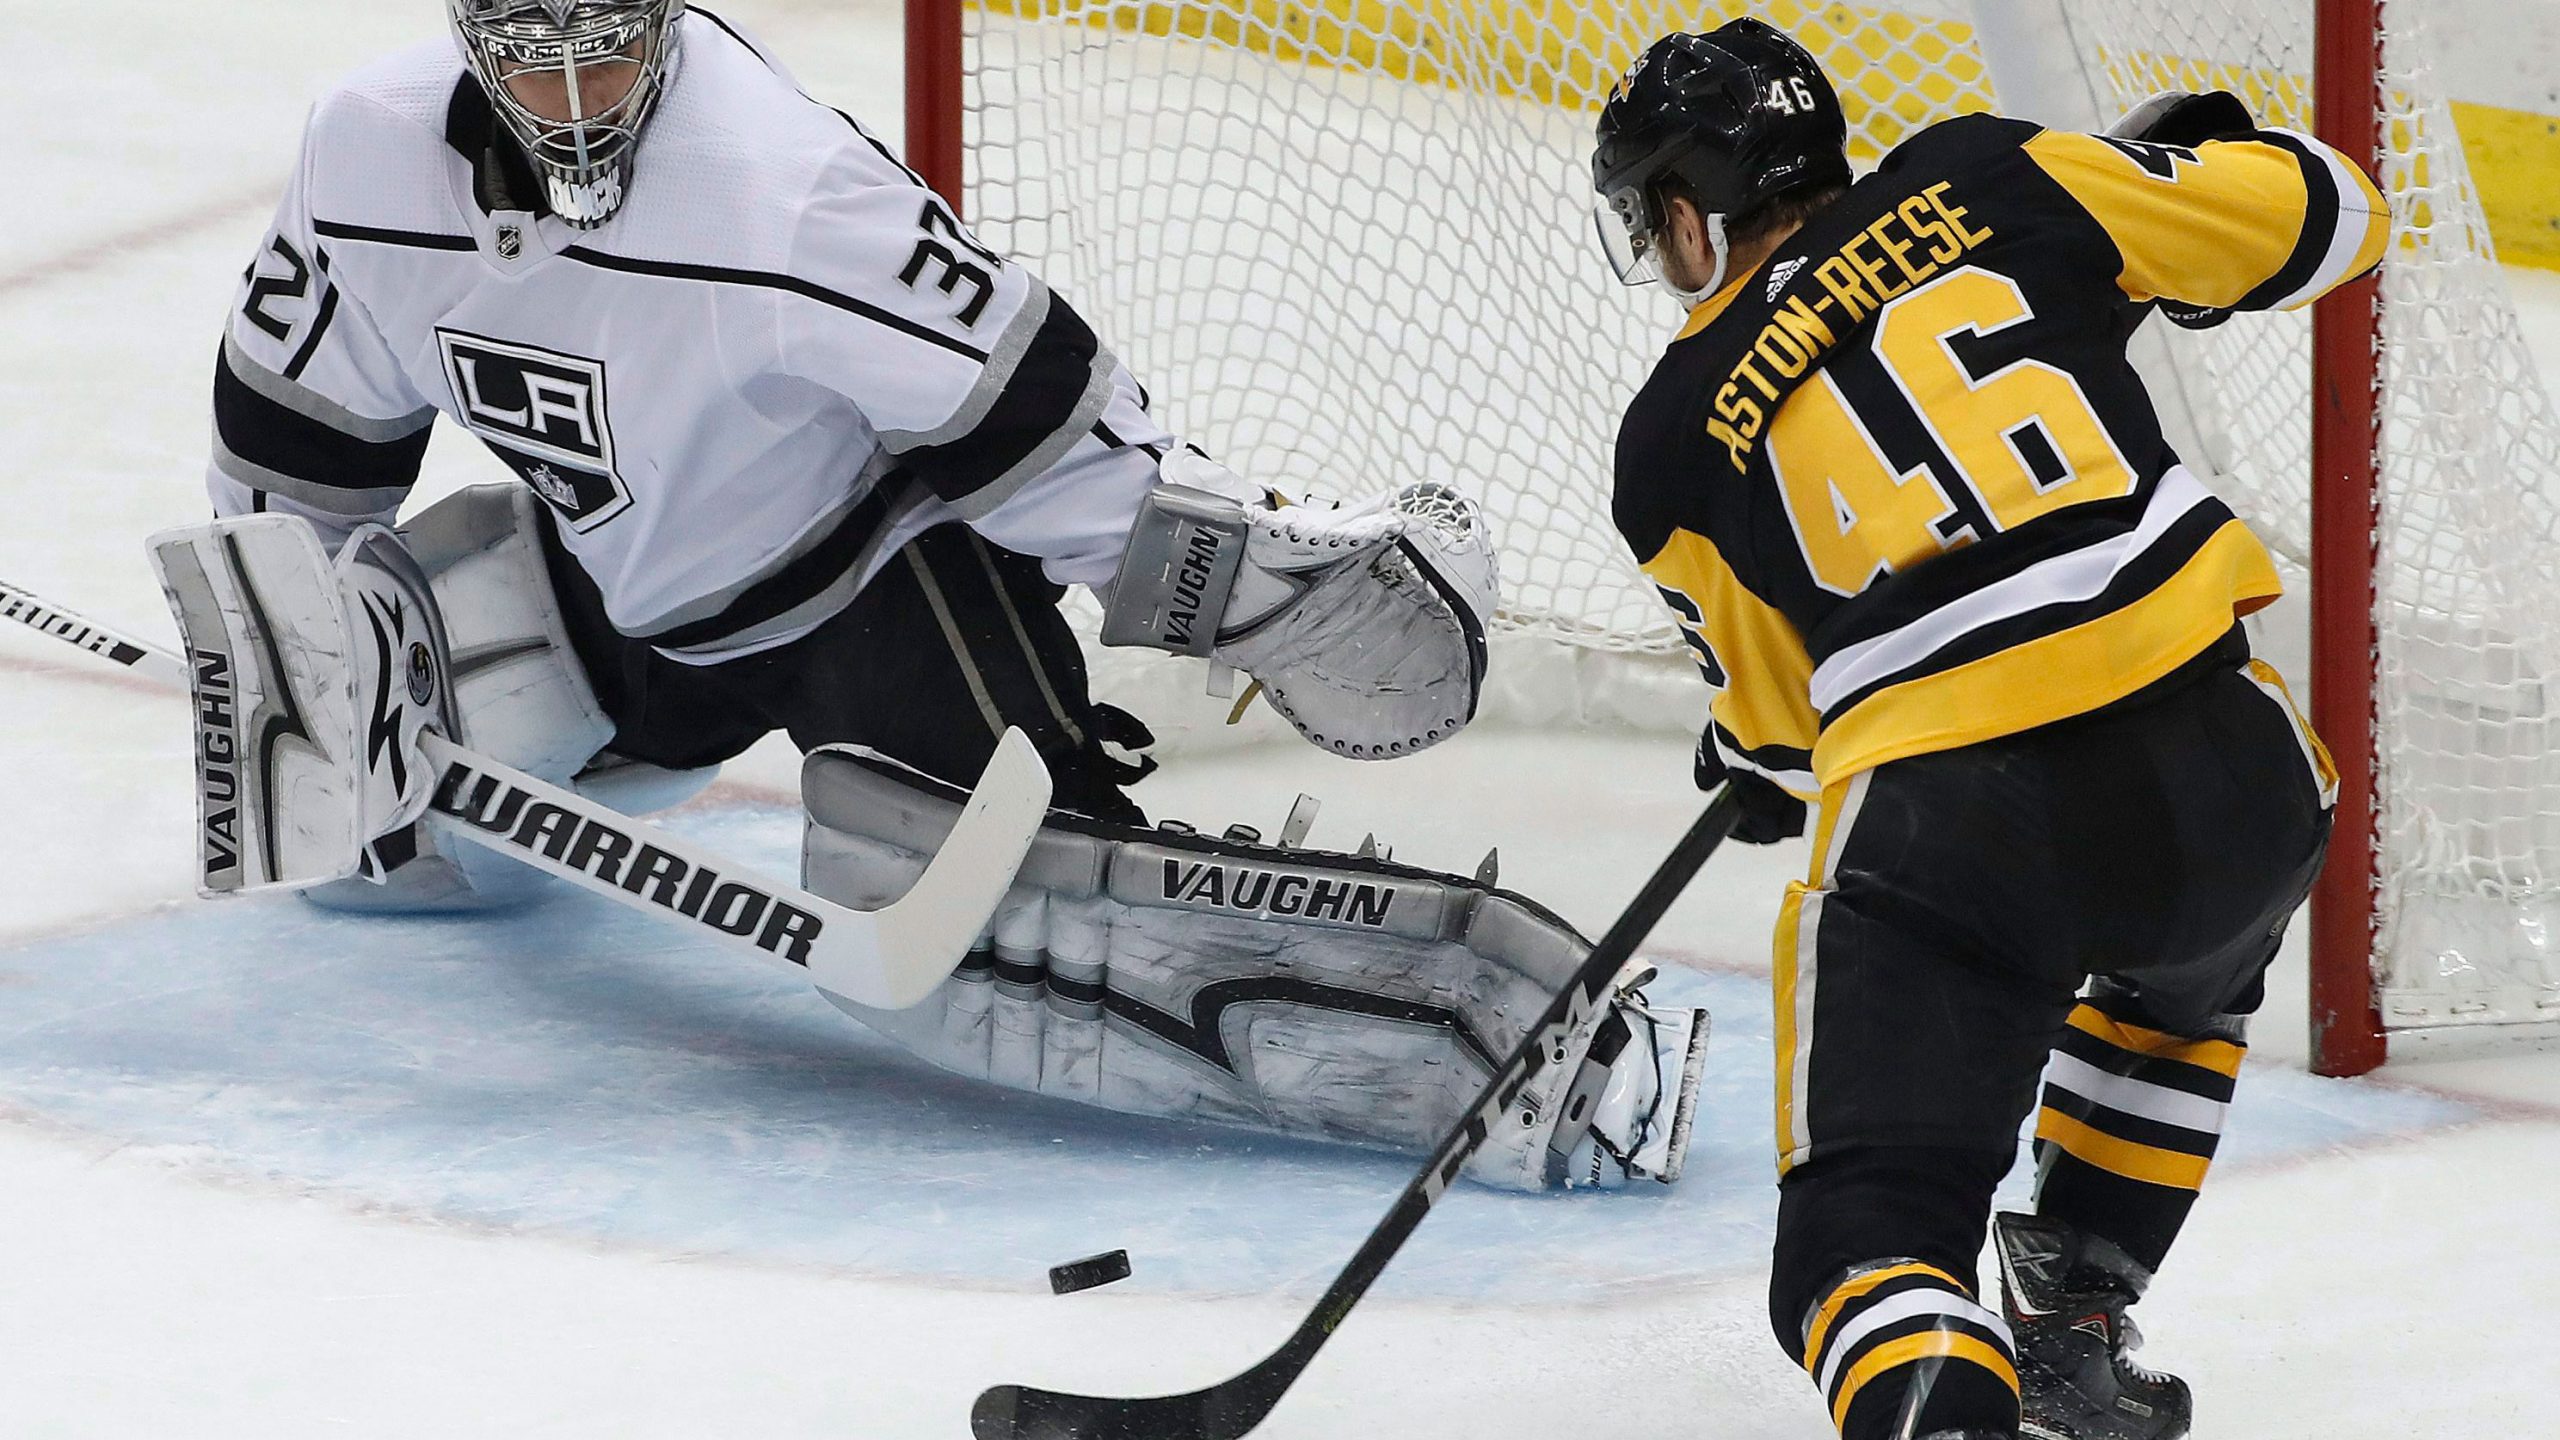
[925,0,2560,1061]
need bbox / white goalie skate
[1547,963,1710,1189]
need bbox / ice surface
[0,804,2473,1307]
[3,1,2559,1436]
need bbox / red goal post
[905,0,2559,1078]
[2305,0,2385,1075]
[904,0,965,211]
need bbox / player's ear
[1660,192,1701,262]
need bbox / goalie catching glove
[1100,450,1496,758]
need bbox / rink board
[0,802,2472,1306]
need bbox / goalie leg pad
[400,483,617,786]
[802,748,1707,1190]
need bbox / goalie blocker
[149,515,461,892]
[804,748,1709,1190]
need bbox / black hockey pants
[1765,627,2335,1438]
[540,516,1151,824]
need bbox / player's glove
[1693,732,1807,845]
[2109,90,2261,333]
[2109,89,2257,148]
[2154,299,2234,331]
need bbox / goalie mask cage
[905,0,2560,1074]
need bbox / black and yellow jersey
[1614,113,2388,796]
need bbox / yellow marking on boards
[2453,100,2560,270]
[981,0,1995,156]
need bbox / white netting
[2050,2,2560,1027]
[959,0,2560,1028]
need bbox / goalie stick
[2,577,194,687]
[414,730,1047,1010]
[970,785,1744,1440]
[3,576,1050,1012]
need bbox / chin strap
[1669,212,1732,308]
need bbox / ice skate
[1994,1213,2193,1440]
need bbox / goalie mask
[448,0,686,227]
[1592,21,1849,301]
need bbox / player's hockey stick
[4,576,1049,1011]
[971,785,1745,1440]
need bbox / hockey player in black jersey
[169,0,1714,1197]
[1595,20,2384,1440]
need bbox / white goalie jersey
[210,9,1176,663]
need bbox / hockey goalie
[167,0,1706,1192]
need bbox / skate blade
[1632,1005,1710,1183]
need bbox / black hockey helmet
[1592,21,1850,291]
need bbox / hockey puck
[1048,1249,1132,1295]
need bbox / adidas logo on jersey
[1765,257,1807,300]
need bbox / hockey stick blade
[420,731,1051,1011]
[971,787,1745,1440]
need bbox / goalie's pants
[537,515,1149,824]
[1767,628,2335,1439]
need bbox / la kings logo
[435,328,631,531]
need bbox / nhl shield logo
[495,224,524,260]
